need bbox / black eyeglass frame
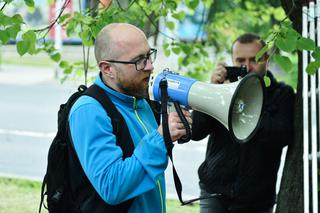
[103,48,157,71]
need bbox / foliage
[257,19,318,75]
[0,0,317,86]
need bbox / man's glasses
[104,48,157,71]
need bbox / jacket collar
[94,72,145,109]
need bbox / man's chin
[134,89,149,99]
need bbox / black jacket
[192,72,295,212]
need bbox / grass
[167,199,199,213]
[1,55,54,67]
[0,177,43,213]
[0,176,199,213]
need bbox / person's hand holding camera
[211,62,228,84]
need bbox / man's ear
[99,61,114,78]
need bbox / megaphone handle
[173,102,192,144]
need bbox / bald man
[68,23,192,212]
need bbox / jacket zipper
[133,98,164,213]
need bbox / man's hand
[158,109,192,142]
[211,62,227,84]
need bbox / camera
[225,65,248,82]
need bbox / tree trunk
[276,1,304,213]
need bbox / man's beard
[117,81,149,99]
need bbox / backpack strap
[84,84,135,158]
[67,84,135,212]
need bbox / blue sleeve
[69,100,168,205]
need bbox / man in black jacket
[192,33,295,213]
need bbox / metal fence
[302,1,320,212]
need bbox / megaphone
[148,70,264,143]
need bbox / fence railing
[302,1,320,212]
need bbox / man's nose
[244,61,254,72]
[144,59,154,72]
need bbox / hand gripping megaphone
[148,70,264,143]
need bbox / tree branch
[34,0,70,34]
[1,2,7,11]
[135,1,176,41]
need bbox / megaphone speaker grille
[229,73,264,143]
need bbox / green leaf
[281,20,293,29]
[6,25,20,38]
[306,61,320,75]
[81,16,93,25]
[164,48,170,57]
[180,44,192,55]
[11,14,24,25]
[188,55,198,63]
[63,67,73,74]
[163,43,169,50]
[182,57,189,66]
[273,54,292,72]
[261,14,270,22]
[166,0,178,10]
[264,76,271,87]
[21,30,36,54]
[287,28,300,39]
[24,0,35,7]
[256,44,270,62]
[27,5,35,13]
[50,52,61,62]
[58,14,71,25]
[244,1,255,10]
[0,12,8,26]
[0,30,10,44]
[273,7,286,21]
[162,43,170,56]
[296,37,315,51]
[177,56,184,66]
[17,40,30,56]
[311,47,320,61]
[165,21,175,31]
[275,35,296,52]
[172,47,181,54]
[172,11,186,21]
[27,42,36,55]
[22,30,36,41]
[66,20,76,36]
[160,10,168,16]
[189,0,199,10]
[79,30,93,46]
[199,47,208,57]
[59,61,69,69]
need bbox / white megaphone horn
[148,70,265,143]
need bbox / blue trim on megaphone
[152,70,197,106]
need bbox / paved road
[0,64,207,199]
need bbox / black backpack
[39,84,136,213]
